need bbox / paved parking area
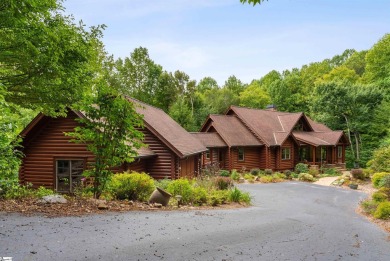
[1,182,389,260]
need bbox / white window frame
[281,147,291,160]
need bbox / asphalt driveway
[1,182,389,261]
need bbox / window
[338,146,343,158]
[238,148,245,161]
[206,150,210,159]
[56,159,84,193]
[281,148,291,160]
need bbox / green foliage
[322,168,341,177]
[154,177,172,190]
[298,173,315,182]
[244,173,255,183]
[250,168,261,176]
[229,187,251,204]
[67,84,144,198]
[272,172,286,180]
[283,170,292,178]
[219,170,230,177]
[259,175,273,183]
[230,170,240,181]
[368,145,390,172]
[208,190,229,206]
[107,172,155,201]
[166,178,194,205]
[372,191,388,203]
[213,177,233,190]
[239,81,270,109]
[192,187,208,205]
[295,163,309,174]
[2,183,35,199]
[36,186,54,198]
[361,200,379,215]
[351,169,365,180]
[374,201,390,220]
[291,172,299,179]
[264,169,273,175]
[0,0,104,114]
[308,168,320,177]
[372,172,390,188]
[364,34,390,84]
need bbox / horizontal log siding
[20,112,95,189]
[126,159,147,173]
[142,128,175,179]
[231,147,260,171]
[279,137,295,170]
[259,147,267,169]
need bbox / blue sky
[63,0,390,85]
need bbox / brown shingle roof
[306,117,332,132]
[191,132,227,148]
[128,98,207,158]
[292,131,345,146]
[229,106,302,146]
[207,115,263,147]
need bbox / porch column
[210,148,213,164]
[312,146,316,165]
[342,145,345,163]
[228,147,232,171]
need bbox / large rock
[40,195,67,204]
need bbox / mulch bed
[0,198,246,218]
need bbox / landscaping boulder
[39,195,67,204]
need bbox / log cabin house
[192,106,349,172]
[19,98,206,192]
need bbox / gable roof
[228,106,303,146]
[21,98,207,159]
[224,106,347,147]
[128,97,207,158]
[200,114,263,147]
[190,132,227,148]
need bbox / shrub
[250,168,261,176]
[367,145,390,172]
[361,200,379,215]
[228,187,251,204]
[244,173,255,183]
[372,172,390,188]
[272,172,286,182]
[208,190,229,206]
[374,201,390,219]
[36,186,54,198]
[219,170,230,177]
[4,183,35,199]
[295,163,309,174]
[351,168,365,180]
[192,187,208,205]
[379,174,390,189]
[309,168,319,177]
[108,172,155,201]
[283,170,292,179]
[291,172,299,179]
[230,171,240,181]
[260,175,273,183]
[378,187,390,199]
[298,173,314,182]
[372,191,388,203]
[154,177,172,190]
[264,169,273,175]
[322,168,341,176]
[166,178,194,204]
[213,176,233,190]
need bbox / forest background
[1,0,390,181]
